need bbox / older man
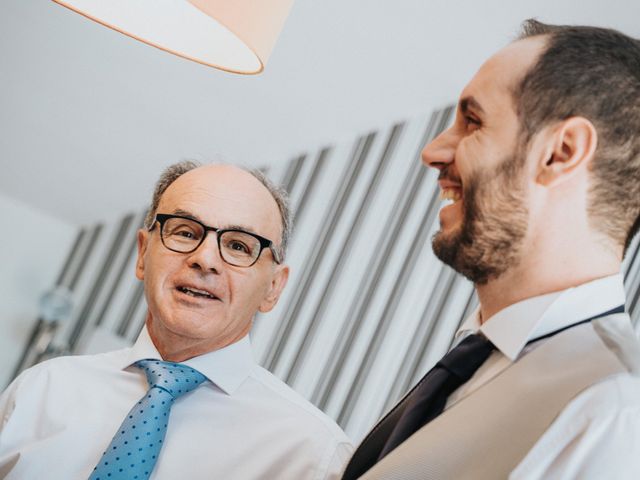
[0,162,352,479]
[342,20,640,480]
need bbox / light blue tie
[89,360,206,480]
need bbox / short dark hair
[515,19,640,252]
[144,160,293,261]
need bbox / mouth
[176,285,220,301]
[437,183,464,230]
[439,186,463,204]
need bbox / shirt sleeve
[319,441,354,480]
[510,374,640,480]
[0,382,17,430]
[0,373,23,476]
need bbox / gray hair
[143,160,293,261]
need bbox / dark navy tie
[376,304,626,462]
[89,360,206,480]
[379,333,495,460]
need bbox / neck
[475,238,621,323]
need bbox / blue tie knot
[134,360,206,399]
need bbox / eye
[220,231,260,260]
[175,229,195,239]
[227,240,250,254]
[464,114,481,130]
[167,222,200,240]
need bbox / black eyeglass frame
[150,213,282,267]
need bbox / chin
[175,318,217,339]
[150,309,209,339]
[433,223,463,251]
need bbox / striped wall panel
[27,106,640,442]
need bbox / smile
[440,187,462,203]
[176,286,219,300]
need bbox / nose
[185,231,224,274]
[421,127,457,171]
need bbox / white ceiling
[2,0,640,226]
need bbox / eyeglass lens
[161,217,261,266]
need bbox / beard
[432,153,529,285]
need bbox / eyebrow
[169,208,262,236]
[459,96,485,116]
[171,208,200,221]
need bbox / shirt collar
[456,273,626,361]
[119,327,256,396]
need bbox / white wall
[0,192,77,388]
[2,1,640,227]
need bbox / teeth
[189,287,211,296]
[179,286,215,299]
[440,188,462,202]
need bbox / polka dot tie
[89,360,206,480]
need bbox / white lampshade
[52,0,295,74]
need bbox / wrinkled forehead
[158,165,282,240]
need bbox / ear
[135,229,149,281]
[258,265,290,313]
[536,116,597,186]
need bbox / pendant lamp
[52,0,295,74]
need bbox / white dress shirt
[0,328,353,479]
[446,273,640,479]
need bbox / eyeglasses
[151,213,282,267]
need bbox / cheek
[228,271,270,308]
[145,254,181,293]
[143,265,167,314]
[456,139,482,173]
